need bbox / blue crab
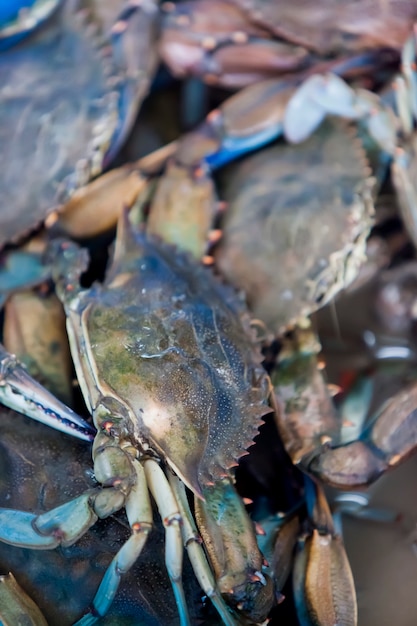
[0,200,277,625]
[2,15,416,626]
[0,398,217,626]
[32,46,381,623]
[0,0,158,248]
[70,117,374,626]
[242,27,417,489]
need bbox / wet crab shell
[226,0,417,54]
[0,3,117,248]
[0,0,61,50]
[0,0,158,249]
[215,118,375,334]
[63,216,271,497]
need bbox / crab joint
[163,513,183,528]
[131,522,152,534]
[249,571,267,585]
[184,532,203,548]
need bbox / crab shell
[215,118,375,335]
[0,0,158,248]
[226,0,417,54]
[0,0,61,50]
[61,215,271,497]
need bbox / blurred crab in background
[158,0,417,88]
[0,0,159,248]
[3,1,417,626]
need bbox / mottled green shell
[215,119,375,334]
[81,217,269,496]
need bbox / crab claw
[195,478,275,624]
[308,379,417,488]
[284,73,370,144]
[0,344,94,441]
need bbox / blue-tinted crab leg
[333,492,399,528]
[179,52,389,171]
[0,510,60,549]
[180,80,290,171]
[74,460,153,626]
[144,459,190,626]
[169,473,239,626]
[0,345,94,441]
[0,492,97,549]
[0,430,141,553]
[281,69,397,154]
[0,249,51,299]
[338,373,373,445]
[255,511,300,602]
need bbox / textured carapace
[71,216,271,496]
[215,119,375,334]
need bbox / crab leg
[293,476,357,626]
[75,459,153,625]
[273,328,417,488]
[144,458,191,626]
[309,379,417,488]
[293,478,357,626]
[256,511,300,603]
[169,473,239,626]
[0,344,94,442]
[0,430,156,623]
[195,477,274,623]
[273,329,341,467]
[0,490,98,550]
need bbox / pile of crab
[2,1,417,625]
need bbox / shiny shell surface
[71,218,270,496]
[215,119,375,334]
[0,2,118,248]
